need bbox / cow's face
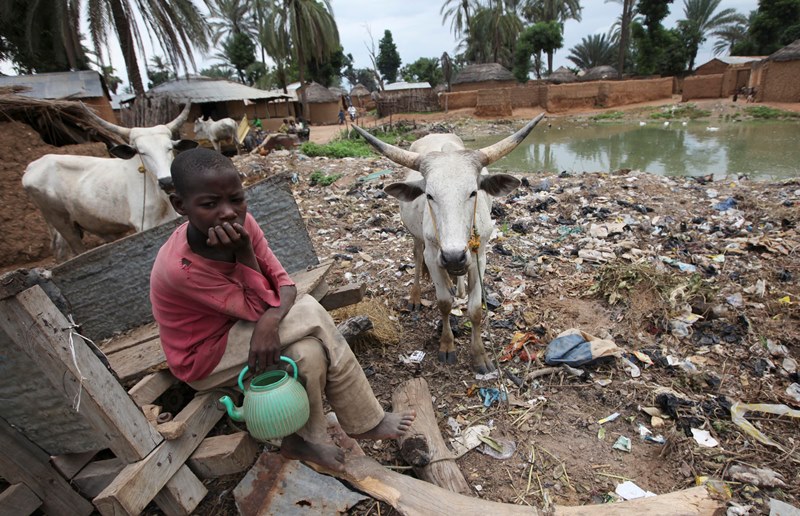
[111,126,198,190]
[193,117,207,135]
[386,151,520,275]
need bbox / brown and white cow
[353,114,545,373]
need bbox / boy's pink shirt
[150,213,295,382]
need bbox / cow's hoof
[474,362,496,375]
[438,351,457,364]
[407,301,421,312]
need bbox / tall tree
[462,1,523,70]
[0,0,87,73]
[441,51,454,91]
[606,0,637,76]
[712,10,753,55]
[740,0,800,55]
[440,0,476,38]
[377,30,402,83]
[401,57,444,87]
[521,0,582,74]
[219,31,257,84]
[513,20,563,80]
[567,33,617,70]
[678,0,746,71]
[267,0,339,117]
[209,0,258,45]
[631,0,675,75]
[84,0,211,95]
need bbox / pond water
[467,120,800,181]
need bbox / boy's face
[171,167,247,237]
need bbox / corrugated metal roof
[716,56,766,65]
[0,70,108,99]
[384,81,431,91]
[148,76,293,102]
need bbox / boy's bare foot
[350,411,416,440]
[280,433,346,472]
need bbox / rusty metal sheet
[234,451,367,515]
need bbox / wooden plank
[309,279,330,301]
[0,483,42,516]
[100,321,160,355]
[0,286,163,462]
[107,338,167,383]
[290,261,333,298]
[51,450,99,480]
[94,392,224,516]
[128,371,177,407]
[320,283,367,311]
[188,432,259,479]
[152,465,207,516]
[72,459,125,498]
[0,417,93,515]
[392,377,471,494]
[0,269,31,300]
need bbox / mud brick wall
[451,80,516,93]
[49,173,318,341]
[440,90,478,110]
[604,78,673,107]
[682,74,723,101]
[507,83,544,108]
[760,61,800,102]
[545,82,603,112]
[475,89,512,117]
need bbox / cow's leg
[212,140,221,153]
[407,236,424,311]
[47,220,84,261]
[467,252,493,373]
[427,257,456,364]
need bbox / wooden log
[128,371,177,407]
[554,486,719,515]
[93,392,224,516]
[0,286,162,462]
[50,450,98,480]
[291,261,333,299]
[320,283,367,310]
[0,483,42,516]
[188,432,259,479]
[392,377,471,494]
[152,465,207,516]
[0,417,93,515]
[72,458,125,498]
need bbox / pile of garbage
[232,145,799,513]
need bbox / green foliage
[744,106,800,119]
[300,140,374,159]
[514,21,564,81]
[147,56,174,89]
[591,111,625,121]
[307,46,347,87]
[632,0,677,75]
[222,32,257,84]
[678,0,747,71]
[567,33,618,70]
[401,58,444,87]
[649,103,710,119]
[201,64,237,81]
[750,0,800,53]
[463,3,523,71]
[309,170,343,186]
[377,30,402,83]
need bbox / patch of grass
[650,104,710,120]
[591,110,624,121]
[309,170,343,186]
[300,140,373,158]
[744,106,800,119]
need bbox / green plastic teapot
[219,357,310,441]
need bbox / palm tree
[267,0,339,117]
[441,0,477,39]
[520,0,582,74]
[678,0,747,71]
[84,0,211,95]
[462,1,523,69]
[209,0,258,45]
[711,10,753,56]
[567,33,617,70]
[606,0,636,76]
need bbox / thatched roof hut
[547,66,577,84]
[453,63,514,85]
[301,82,339,103]
[768,39,800,62]
[298,82,340,124]
[579,65,620,82]
[350,84,371,97]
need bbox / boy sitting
[150,148,414,471]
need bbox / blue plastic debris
[544,329,620,367]
[713,197,737,211]
[479,387,506,407]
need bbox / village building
[578,65,621,82]
[350,83,375,110]
[450,63,516,93]
[693,55,764,97]
[0,70,117,122]
[293,81,341,124]
[546,66,578,84]
[752,39,800,103]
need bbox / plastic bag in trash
[544,329,620,367]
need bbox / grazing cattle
[353,114,545,373]
[22,103,198,261]
[193,116,240,153]
[252,133,299,155]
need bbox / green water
[467,120,800,180]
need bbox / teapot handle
[237,356,299,391]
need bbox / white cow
[353,114,545,373]
[193,116,240,153]
[22,103,198,261]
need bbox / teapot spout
[219,395,244,422]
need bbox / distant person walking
[338,109,345,125]
[348,105,356,122]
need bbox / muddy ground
[3,98,799,514]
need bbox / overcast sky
[1,0,760,88]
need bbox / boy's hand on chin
[207,222,252,252]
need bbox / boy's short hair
[170,148,237,196]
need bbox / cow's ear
[173,139,199,151]
[385,180,424,202]
[109,144,138,160]
[480,174,520,196]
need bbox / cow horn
[166,103,192,133]
[476,113,546,167]
[82,102,131,139]
[351,125,421,171]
